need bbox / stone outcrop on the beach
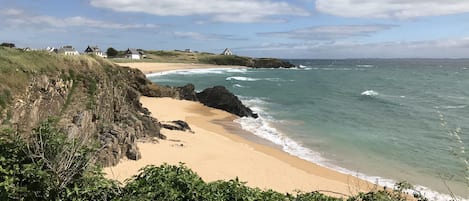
[161,120,193,133]
[139,81,258,119]
[196,86,258,118]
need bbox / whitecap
[361,90,379,97]
[356,64,374,68]
[226,76,259,81]
[440,105,466,109]
[233,84,245,88]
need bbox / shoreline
[104,62,376,196]
[116,62,246,74]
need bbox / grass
[112,50,253,65]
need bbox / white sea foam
[356,64,374,68]
[361,90,379,97]
[226,76,284,82]
[235,96,461,201]
[146,68,247,77]
[435,105,467,109]
[233,84,245,88]
[226,76,259,81]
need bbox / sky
[2,0,469,59]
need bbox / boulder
[177,84,198,101]
[161,120,193,133]
[196,86,258,118]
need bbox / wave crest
[361,90,379,97]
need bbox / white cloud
[170,31,246,41]
[258,24,395,40]
[0,9,158,29]
[237,37,469,58]
[316,0,469,19]
[89,0,309,23]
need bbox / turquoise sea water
[148,59,469,200]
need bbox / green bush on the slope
[0,119,120,201]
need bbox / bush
[119,163,362,201]
[0,129,50,200]
[0,119,119,200]
[119,163,206,201]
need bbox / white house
[85,45,106,58]
[57,46,79,56]
[221,48,233,56]
[125,48,144,60]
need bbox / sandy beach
[104,62,376,197]
[117,62,246,74]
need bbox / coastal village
[0,42,234,59]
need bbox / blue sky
[2,0,469,58]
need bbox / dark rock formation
[201,55,295,68]
[196,86,258,118]
[161,120,193,133]
[177,84,198,101]
[252,58,295,68]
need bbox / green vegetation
[0,119,120,200]
[106,47,118,58]
[199,55,253,66]
[0,89,11,110]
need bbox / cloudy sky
[2,0,469,58]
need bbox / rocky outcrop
[252,58,295,68]
[161,120,193,133]
[201,55,295,69]
[6,59,165,167]
[177,84,198,101]
[196,86,258,118]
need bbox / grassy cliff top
[0,47,115,91]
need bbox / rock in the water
[161,120,193,133]
[196,86,258,118]
[252,58,295,68]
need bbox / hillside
[0,47,177,166]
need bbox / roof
[222,48,232,54]
[127,48,144,55]
[127,48,139,54]
[59,46,77,52]
[85,46,102,53]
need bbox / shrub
[119,163,206,201]
[0,129,50,200]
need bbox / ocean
[148,59,469,200]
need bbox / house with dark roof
[85,45,106,58]
[125,48,145,59]
[221,48,233,56]
[57,45,79,56]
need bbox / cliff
[0,47,173,166]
